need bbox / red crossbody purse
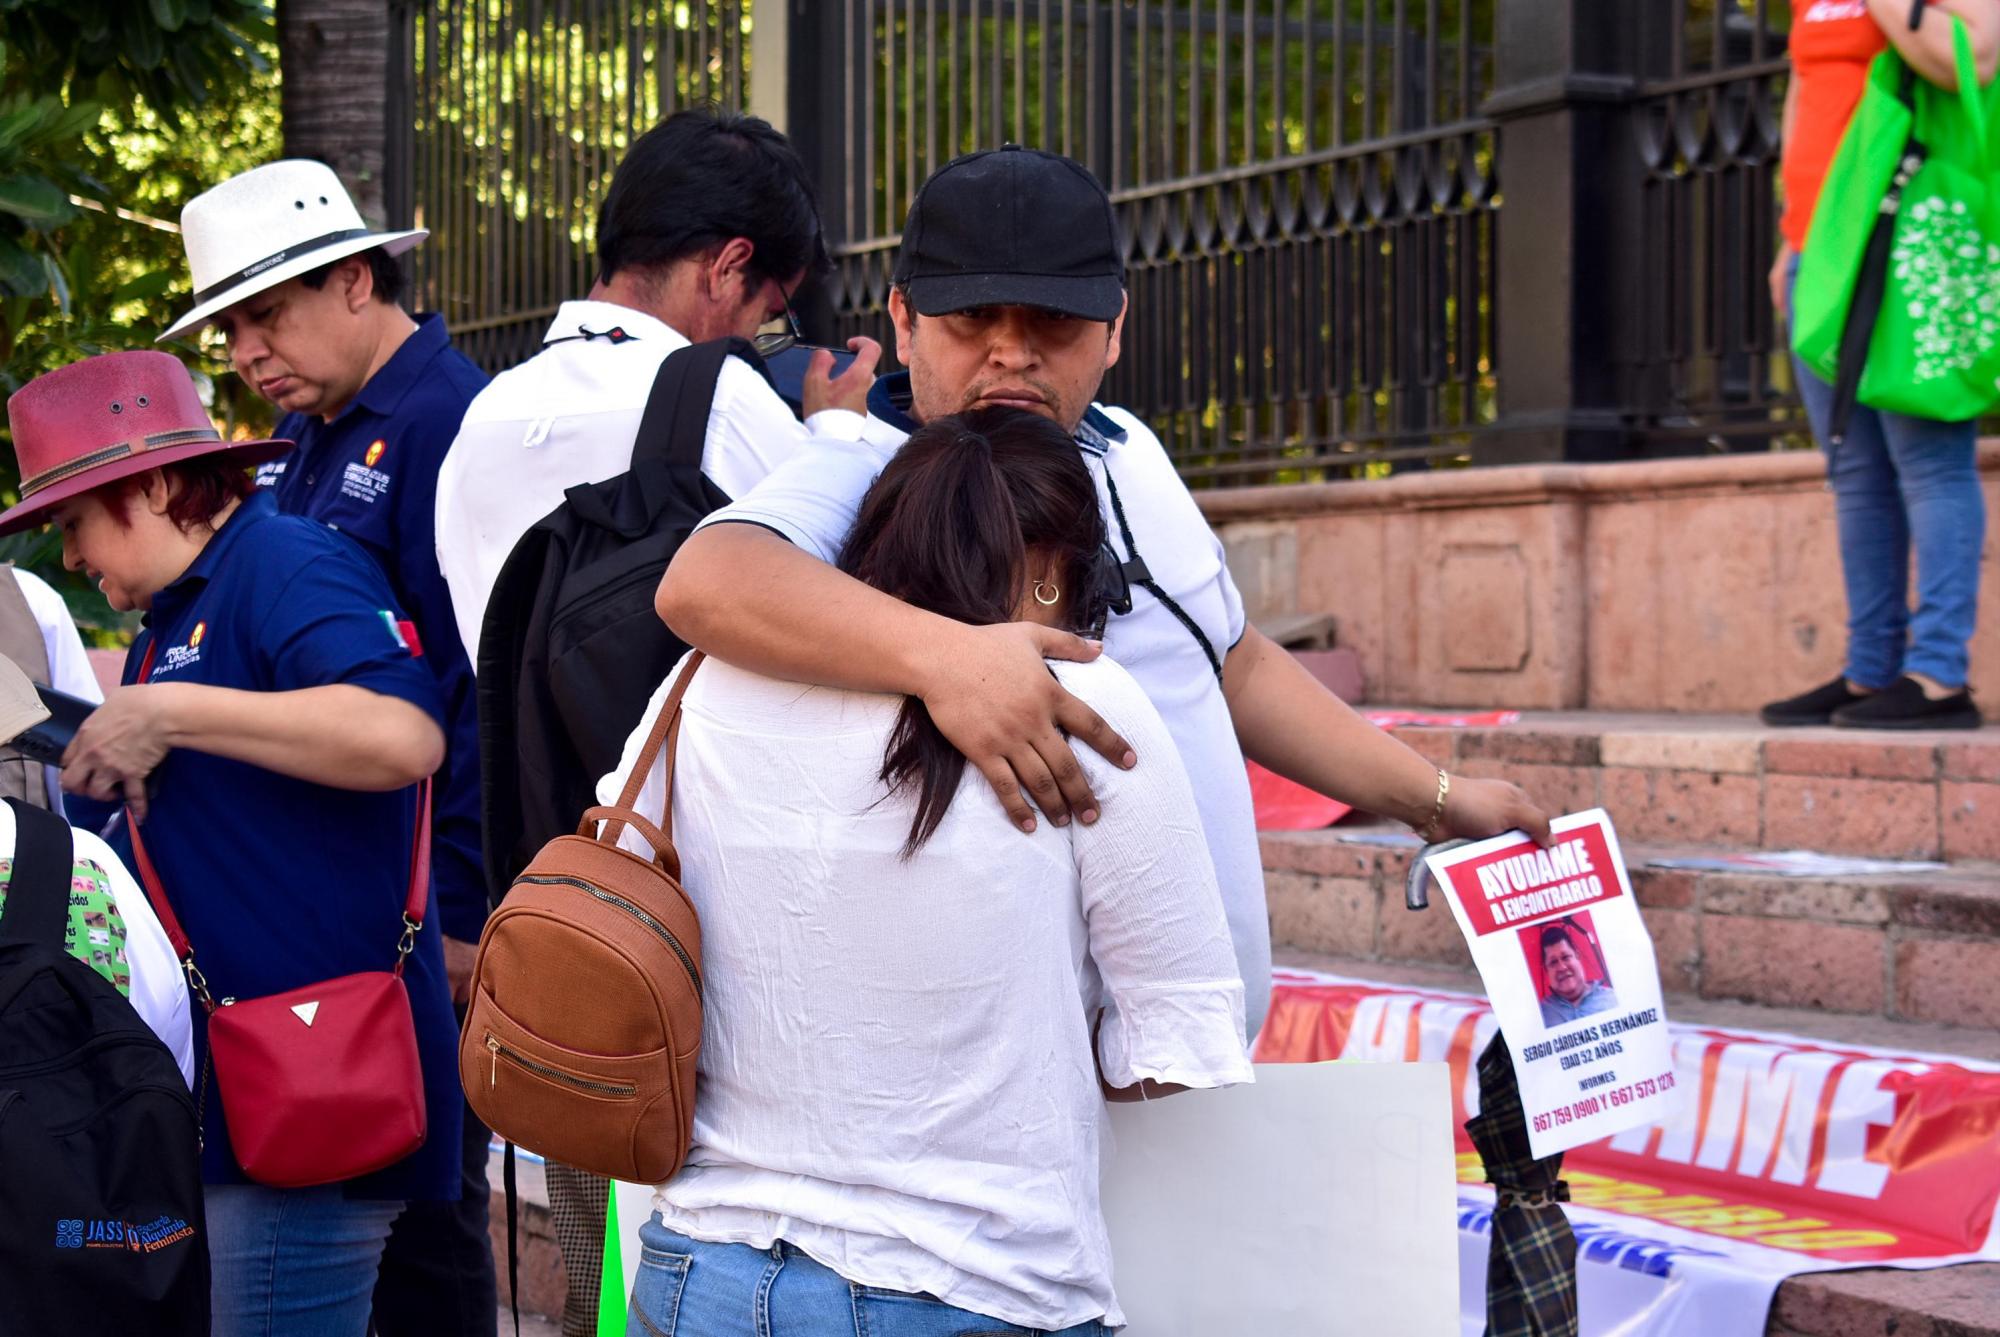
[126,636,434,1189]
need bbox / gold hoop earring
[1033,580,1061,606]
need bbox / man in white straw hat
[165,158,497,1337]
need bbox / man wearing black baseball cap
[659,146,1551,1033]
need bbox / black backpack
[477,336,765,902]
[0,796,207,1335]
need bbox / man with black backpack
[436,109,875,668]
[434,108,873,1337]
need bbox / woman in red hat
[2,350,460,1337]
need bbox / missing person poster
[1423,808,1678,1158]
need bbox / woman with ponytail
[600,406,1250,1336]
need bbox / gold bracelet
[1418,769,1450,843]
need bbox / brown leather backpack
[459,653,705,1183]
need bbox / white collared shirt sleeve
[1216,530,1248,648]
[697,362,812,501]
[695,431,893,563]
[1053,658,1254,1081]
[12,569,104,812]
[14,568,103,705]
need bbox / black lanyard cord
[1101,467,1224,682]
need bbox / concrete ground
[496,1309,561,1337]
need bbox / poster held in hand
[1423,808,1679,1158]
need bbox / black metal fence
[1625,1,1796,453]
[388,0,1813,487]
[386,0,752,370]
[806,2,1502,483]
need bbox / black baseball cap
[894,145,1125,322]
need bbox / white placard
[1422,808,1680,1157]
[1101,1060,1459,1336]
[606,1063,1459,1335]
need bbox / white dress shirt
[700,399,1274,1034]
[432,300,857,663]
[599,653,1252,1331]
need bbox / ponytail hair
[838,407,1107,855]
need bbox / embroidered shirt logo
[159,621,207,675]
[341,444,393,504]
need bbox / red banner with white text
[1255,970,2000,1266]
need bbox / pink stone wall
[1201,441,2000,712]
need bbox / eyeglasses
[752,287,805,358]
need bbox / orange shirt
[1782,1,1891,249]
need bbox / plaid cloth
[1465,1032,1579,1337]
[544,1161,608,1337]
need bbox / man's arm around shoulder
[659,522,1135,832]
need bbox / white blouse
[599,654,1252,1330]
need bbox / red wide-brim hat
[1,350,292,536]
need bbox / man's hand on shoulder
[919,621,1138,833]
[802,336,883,417]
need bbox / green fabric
[1793,19,2000,422]
[597,1190,626,1337]
[0,854,133,996]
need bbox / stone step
[1770,1263,2000,1337]
[1272,950,2000,1337]
[1379,711,2000,860]
[1263,826,2000,1028]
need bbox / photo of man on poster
[1530,916,1620,1027]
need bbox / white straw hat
[160,159,427,341]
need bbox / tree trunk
[277,0,389,228]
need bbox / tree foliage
[0,0,279,639]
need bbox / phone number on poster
[1533,1070,1676,1133]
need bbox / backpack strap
[596,652,705,857]
[632,337,767,473]
[0,795,74,949]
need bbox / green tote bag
[1792,17,2000,436]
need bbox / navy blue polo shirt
[121,491,461,1200]
[263,312,491,941]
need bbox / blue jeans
[1789,263,1986,688]
[369,1092,497,1336]
[630,1217,1114,1337]
[207,1184,403,1337]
